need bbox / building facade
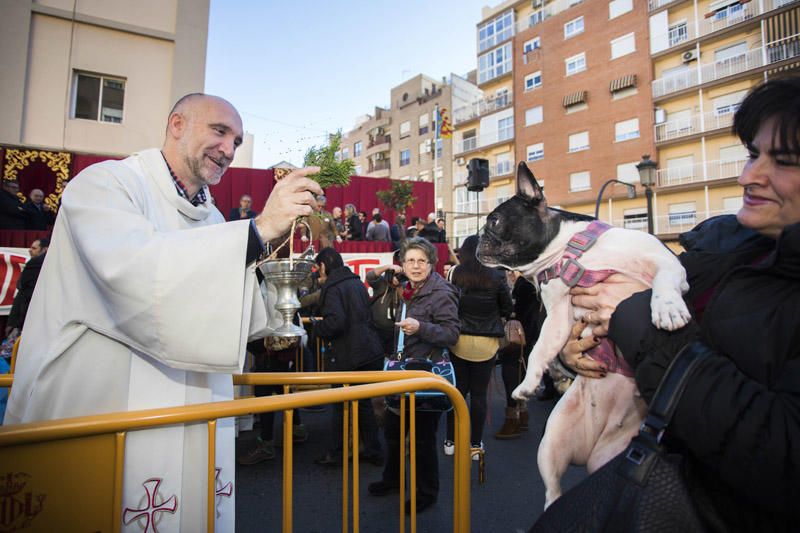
[0,0,210,156]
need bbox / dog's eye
[487,215,500,228]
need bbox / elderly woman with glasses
[368,237,460,514]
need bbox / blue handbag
[383,303,456,412]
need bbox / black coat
[609,215,800,529]
[346,214,363,240]
[7,252,46,329]
[512,276,544,355]
[451,267,512,337]
[228,208,256,221]
[313,266,384,371]
[0,190,28,230]
[23,202,56,230]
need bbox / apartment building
[451,1,524,245]
[514,0,655,229]
[0,0,209,156]
[342,107,392,178]
[647,0,799,240]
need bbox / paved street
[235,368,586,532]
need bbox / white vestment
[6,148,278,532]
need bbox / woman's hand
[561,320,607,378]
[396,318,420,336]
[569,274,649,337]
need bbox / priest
[5,94,323,532]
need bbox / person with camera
[368,238,460,514]
[366,263,406,356]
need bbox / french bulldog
[477,162,691,508]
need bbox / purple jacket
[399,272,460,359]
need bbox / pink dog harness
[536,221,633,378]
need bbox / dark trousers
[253,353,301,442]
[382,409,441,502]
[446,352,496,445]
[329,358,383,458]
[499,346,526,408]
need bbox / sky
[204,0,495,169]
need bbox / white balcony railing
[655,157,747,187]
[648,0,682,12]
[655,108,736,142]
[652,35,800,98]
[612,209,737,235]
[455,127,515,154]
[453,91,513,126]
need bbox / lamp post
[594,180,637,220]
[636,154,658,234]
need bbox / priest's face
[178,97,243,189]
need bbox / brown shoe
[494,407,522,440]
[238,441,275,465]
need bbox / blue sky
[205,0,493,168]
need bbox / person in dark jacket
[444,235,512,457]
[344,203,362,241]
[312,247,385,466]
[0,180,29,230]
[228,194,257,221]
[560,76,800,530]
[6,238,49,335]
[368,237,460,514]
[23,189,56,230]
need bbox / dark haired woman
[554,76,800,528]
[444,235,512,458]
[312,247,385,466]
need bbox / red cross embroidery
[122,478,178,533]
[214,467,233,518]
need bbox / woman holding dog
[368,237,460,514]
[444,235,513,457]
[560,76,800,529]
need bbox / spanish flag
[436,106,453,139]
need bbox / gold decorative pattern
[3,149,72,212]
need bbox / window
[565,53,587,76]
[568,131,590,152]
[611,32,635,59]
[609,0,633,19]
[612,86,638,100]
[495,184,513,206]
[617,162,640,183]
[615,118,640,141]
[495,88,510,107]
[419,113,429,135]
[496,152,512,176]
[461,130,477,152]
[665,154,695,185]
[400,121,411,138]
[527,143,544,162]
[668,202,696,227]
[72,72,125,123]
[569,171,591,192]
[498,116,514,141]
[714,41,747,63]
[419,141,429,154]
[524,71,542,91]
[478,9,514,53]
[623,208,648,230]
[669,21,688,47]
[564,16,584,39]
[354,141,362,157]
[713,2,744,21]
[529,10,544,27]
[525,105,543,126]
[479,43,512,84]
[400,149,411,166]
[722,196,743,213]
[523,37,541,54]
[713,90,746,116]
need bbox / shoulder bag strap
[395,303,407,360]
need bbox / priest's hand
[255,167,323,241]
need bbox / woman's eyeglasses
[403,259,429,266]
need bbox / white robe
[6,148,277,532]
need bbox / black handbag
[531,342,724,533]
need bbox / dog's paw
[650,291,692,331]
[512,380,539,401]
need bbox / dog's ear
[516,162,547,207]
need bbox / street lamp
[636,154,658,234]
[594,180,637,220]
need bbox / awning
[562,90,587,107]
[609,74,637,93]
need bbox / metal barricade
[0,371,470,533]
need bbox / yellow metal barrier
[0,372,471,533]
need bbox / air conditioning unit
[532,0,543,7]
[682,50,699,63]
[456,157,466,166]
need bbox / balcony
[455,127,514,155]
[655,157,746,187]
[652,35,800,98]
[515,0,584,33]
[650,0,798,54]
[654,108,736,142]
[614,209,736,235]
[453,92,513,126]
[648,0,686,12]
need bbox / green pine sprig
[303,131,354,188]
